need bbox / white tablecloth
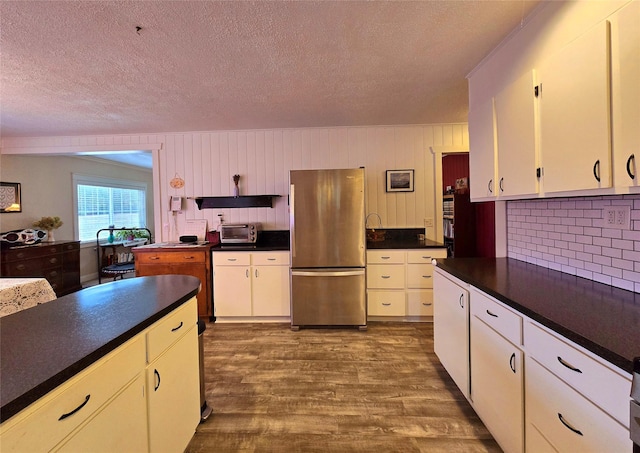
[0,278,57,317]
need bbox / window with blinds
[73,174,147,242]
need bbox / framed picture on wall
[386,170,414,192]
[0,182,22,213]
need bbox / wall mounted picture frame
[0,182,22,213]
[386,170,414,192]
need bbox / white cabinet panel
[495,70,539,197]
[469,97,497,200]
[470,316,523,453]
[213,264,252,316]
[526,358,630,453]
[252,264,290,317]
[406,290,433,316]
[433,268,469,398]
[366,264,405,289]
[611,1,640,189]
[538,21,612,193]
[367,290,406,316]
[470,288,522,347]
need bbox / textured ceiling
[1,0,541,139]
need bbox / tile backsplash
[507,194,640,293]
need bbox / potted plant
[32,216,63,242]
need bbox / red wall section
[442,154,469,193]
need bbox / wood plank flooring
[186,322,501,453]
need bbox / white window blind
[73,174,147,242]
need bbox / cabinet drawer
[524,321,631,426]
[366,250,405,264]
[470,288,522,346]
[406,263,434,288]
[212,252,251,266]
[406,290,433,316]
[526,358,630,453]
[147,298,198,362]
[367,290,405,316]
[0,335,145,453]
[136,251,205,264]
[366,264,405,289]
[407,249,447,263]
[251,251,290,266]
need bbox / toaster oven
[219,223,261,243]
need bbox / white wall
[2,123,469,243]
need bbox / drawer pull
[255,269,259,278]
[382,302,391,306]
[228,258,237,262]
[422,302,432,306]
[557,356,582,373]
[509,353,516,373]
[421,275,432,279]
[154,369,161,391]
[267,258,277,261]
[183,255,195,259]
[381,275,391,279]
[149,256,160,260]
[381,256,391,260]
[246,269,249,278]
[486,309,498,317]
[171,321,183,332]
[58,394,90,421]
[16,264,26,271]
[558,413,583,436]
[421,256,431,259]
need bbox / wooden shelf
[191,195,281,209]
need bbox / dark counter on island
[0,275,201,423]
[437,257,640,374]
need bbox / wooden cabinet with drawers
[133,245,212,318]
[0,241,81,297]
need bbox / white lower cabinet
[470,289,523,453]
[433,268,470,398]
[55,374,148,453]
[367,248,447,319]
[526,358,630,453]
[147,322,200,453]
[213,251,291,319]
[0,297,200,453]
[433,268,632,453]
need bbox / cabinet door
[470,317,523,453]
[367,290,405,316]
[147,326,200,453]
[469,96,497,200]
[213,265,251,316]
[252,265,290,317]
[538,21,612,193]
[611,1,640,189]
[55,374,148,453]
[526,358,631,453]
[433,269,469,398]
[495,70,539,197]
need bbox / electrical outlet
[603,206,630,230]
[424,218,434,228]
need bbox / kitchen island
[0,275,201,452]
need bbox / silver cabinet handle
[381,256,391,260]
[382,302,391,306]
[381,275,391,279]
[422,302,432,306]
[421,275,432,279]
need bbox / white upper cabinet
[495,70,539,197]
[610,1,640,189]
[537,21,612,193]
[469,97,497,201]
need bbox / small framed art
[0,182,22,213]
[386,170,414,192]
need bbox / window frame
[72,173,148,244]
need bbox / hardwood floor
[187,322,501,453]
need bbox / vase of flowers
[33,216,63,242]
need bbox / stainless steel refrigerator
[289,168,367,330]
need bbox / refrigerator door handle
[290,183,296,258]
[292,269,365,277]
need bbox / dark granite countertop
[0,275,200,423]
[436,257,640,374]
[211,230,290,252]
[366,228,446,250]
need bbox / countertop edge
[436,258,638,374]
[0,275,200,423]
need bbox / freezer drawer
[291,269,366,328]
